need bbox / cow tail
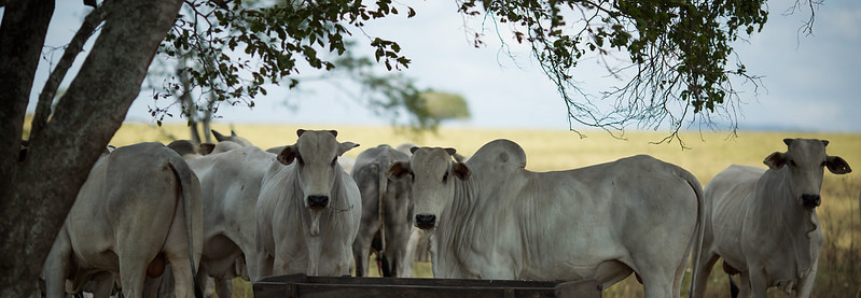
[682,169,706,298]
[168,156,204,298]
[377,155,391,277]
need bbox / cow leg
[736,271,752,298]
[161,209,202,297]
[43,231,72,298]
[214,278,233,298]
[747,269,768,298]
[143,273,163,298]
[90,272,115,298]
[194,264,210,298]
[352,228,375,277]
[117,257,148,298]
[385,220,410,278]
[163,229,201,298]
[689,252,720,298]
[637,269,676,298]
[164,250,196,298]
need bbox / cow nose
[415,214,436,230]
[308,195,329,209]
[801,194,821,209]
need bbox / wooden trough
[253,274,602,298]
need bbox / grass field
[111,122,861,297]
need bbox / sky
[19,0,861,132]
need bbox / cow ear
[783,138,794,146]
[297,129,306,137]
[211,129,228,142]
[328,130,338,138]
[763,152,786,170]
[231,130,238,137]
[387,161,411,180]
[199,143,216,155]
[826,155,851,174]
[338,142,359,156]
[444,148,457,156]
[820,140,829,147]
[452,162,470,180]
[410,146,419,154]
[278,145,298,165]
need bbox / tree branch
[31,1,110,138]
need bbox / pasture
[110,122,861,297]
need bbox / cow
[689,138,851,298]
[351,145,414,277]
[387,139,704,298]
[168,139,277,297]
[255,129,362,277]
[42,142,203,298]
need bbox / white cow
[387,139,703,298]
[690,138,851,298]
[169,139,277,297]
[42,142,203,298]
[351,145,414,277]
[255,130,362,277]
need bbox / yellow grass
[110,122,861,297]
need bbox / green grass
[110,122,861,297]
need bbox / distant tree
[0,0,818,296]
[421,91,471,123]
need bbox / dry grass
[110,122,861,297]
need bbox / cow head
[278,129,359,235]
[763,138,851,209]
[388,147,469,230]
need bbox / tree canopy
[147,0,792,142]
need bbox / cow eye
[442,172,449,183]
[331,157,337,167]
[789,160,796,167]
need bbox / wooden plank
[253,274,602,298]
[289,283,558,298]
[257,274,563,287]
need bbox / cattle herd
[39,129,852,298]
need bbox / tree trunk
[0,0,54,208]
[0,0,185,296]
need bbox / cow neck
[431,173,480,278]
[753,167,818,276]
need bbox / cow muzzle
[415,214,436,230]
[307,195,329,210]
[801,194,820,209]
